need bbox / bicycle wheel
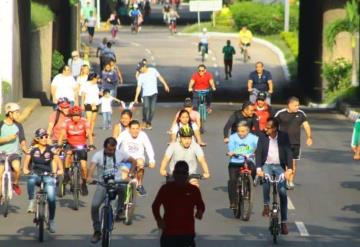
[241,175,252,221]
[38,201,45,242]
[201,49,205,62]
[2,175,9,217]
[57,175,65,198]
[101,206,112,247]
[233,183,242,219]
[270,216,279,244]
[124,182,136,225]
[243,49,248,63]
[72,166,80,210]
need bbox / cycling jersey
[254,102,272,131]
[30,145,56,173]
[239,29,253,44]
[227,132,258,164]
[191,71,213,91]
[62,118,90,146]
[49,111,69,141]
[351,118,360,147]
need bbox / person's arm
[112,124,120,138]
[143,133,156,168]
[194,187,205,220]
[197,156,210,179]
[115,66,124,85]
[194,129,205,146]
[58,128,66,147]
[252,116,261,136]
[87,161,97,182]
[17,124,27,153]
[51,84,57,103]
[209,78,216,91]
[223,113,236,142]
[247,79,253,92]
[23,153,31,175]
[282,132,293,179]
[111,96,121,103]
[188,79,195,92]
[303,121,313,146]
[134,85,141,103]
[255,135,264,176]
[158,74,170,92]
[152,186,166,229]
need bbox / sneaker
[136,185,147,197]
[91,231,101,244]
[27,199,35,213]
[48,220,56,233]
[281,223,289,235]
[229,203,236,209]
[12,184,22,195]
[141,122,147,129]
[229,72,232,78]
[207,108,213,114]
[81,182,89,196]
[145,124,152,130]
[262,205,270,217]
[288,181,295,190]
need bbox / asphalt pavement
[0,103,359,246]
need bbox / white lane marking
[288,196,295,210]
[131,42,140,47]
[295,221,310,236]
[145,48,151,54]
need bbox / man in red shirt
[254,92,272,131]
[47,97,70,145]
[188,64,216,112]
[152,161,205,247]
[58,106,95,196]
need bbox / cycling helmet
[34,128,48,138]
[69,106,82,116]
[4,102,20,114]
[57,97,70,108]
[178,126,194,137]
[202,27,207,32]
[133,3,138,8]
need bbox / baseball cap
[35,128,48,138]
[5,102,20,114]
[184,98,192,107]
[257,92,267,101]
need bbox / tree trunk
[351,35,359,87]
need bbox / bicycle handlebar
[166,173,204,180]
[264,173,285,183]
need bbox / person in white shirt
[86,11,97,43]
[198,27,209,56]
[99,89,121,129]
[68,50,84,79]
[51,65,78,106]
[77,64,90,105]
[117,120,156,196]
[81,72,100,134]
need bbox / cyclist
[162,3,171,24]
[254,92,272,131]
[188,64,216,113]
[82,72,100,135]
[23,128,63,233]
[226,121,258,209]
[112,109,133,139]
[58,106,95,196]
[116,120,156,196]
[198,28,209,57]
[87,137,137,244]
[238,26,253,60]
[0,103,27,197]
[160,126,210,187]
[47,97,70,145]
[351,116,360,160]
[170,98,201,131]
[168,8,180,33]
[169,109,206,147]
[256,118,293,235]
[223,101,261,143]
[248,61,273,104]
[129,4,143,33]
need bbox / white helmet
[5,102,20,114]
[133,3,138,8]
[202,28,207,33]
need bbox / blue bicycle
[194,89,210,133]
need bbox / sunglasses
[198,69,205,72]
[38,135,48,139]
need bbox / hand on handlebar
[88,145,96,151]
[188,88,193,92]
[148,162,156,169]
[202,172,210,179]
[160,169,167,177]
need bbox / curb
[17,98,41,123]
[308,101,359,122]
[177,32,290,81]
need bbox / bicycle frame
[195,90,210,125]
[2,154,13,200]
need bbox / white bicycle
[1,153,13,217]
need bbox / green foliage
[215,7,234,27]
[230,2,299,35]
[324,86,360,104]
[31,1,54,30]
[182,22,236,33]
[69,0,79,5]
[52,50,65,78]
[325,0,359,50]
[2,81,11,96]
[280,31,298,58]
[322,57,352,93]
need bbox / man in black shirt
[223,101,260,143]
[274,97,313,190]
[248,62,273,104]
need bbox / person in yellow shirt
[239,26,253,60]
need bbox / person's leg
[192,92,199,110]
[44,177,57,221]
[91,110,98,133]
[224,60,229,78]
[206,91,212,109]
[228,165,240,208]
[11,159,21,186]
[249,88,258,104]
[102,112,107,129]
[148,94,158,125]
[26,174,39,212]
[0,165,4,197]
[262,164,272,208]
[229,59,233,76]
[108,112,112,128]
[91,186,106,232]
[142,96,150,126]
[204,43,208,54]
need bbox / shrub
[280,31,298,58]
[322,57,352,93]
[52,50,65,78]
[215,7,234,27]
[31,1,54,30]
[230,2,299,35]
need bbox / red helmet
[57,97,70,108]
[69,106,82,116]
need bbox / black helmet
[34,128,48,139]
[257,92,267,101]
[178,126,194,137]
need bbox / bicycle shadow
[0,204,21,215]
[213,186,227,193]
[57,198,86,209]
[215,208,235,219]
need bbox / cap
[184,98,192,108]
[257,92,267,101]
[5,103,20,114]
[35,128,48,138]
[87,72,98,81]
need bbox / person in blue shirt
[226,120,258,209]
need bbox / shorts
[290,144,301,160]
[87,26,95,36]
[0,153,21,166]
[68,147,88,161]
[241,42,251,47]
[160,234,195,247]
[84,104,99,112]
[120,162,132,171]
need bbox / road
[0,103,359,246]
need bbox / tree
[325,0,359,87]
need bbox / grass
[31,1,54,30]
[181,21,237,33]
[324,86,360,104]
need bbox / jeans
[102,112,112,128]
[228,162,255,205]
[198,42,208,54]
[142,94,157,125]
[262,164,288,222]
[224,59,233,76]
[27,174,56,220]
[249,88,271,105]
[192,91,212,110]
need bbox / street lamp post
[284,0,290,32]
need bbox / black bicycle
[264,173,285,244]
[166,173,203,183]
[231,154,253,221]
[32,172,55,242]
[92,176,128,247]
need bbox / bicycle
[166,173,203,183]
[200,44,207,62]
[240,43,250,63]
[231,154,253,221]
[54,141,67,198]
[249,88,271,105]
[194,89,210,133]
[264,173,285,244]
[1,153,13,217]
[169,19,177,35]
[32,171,55,242]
